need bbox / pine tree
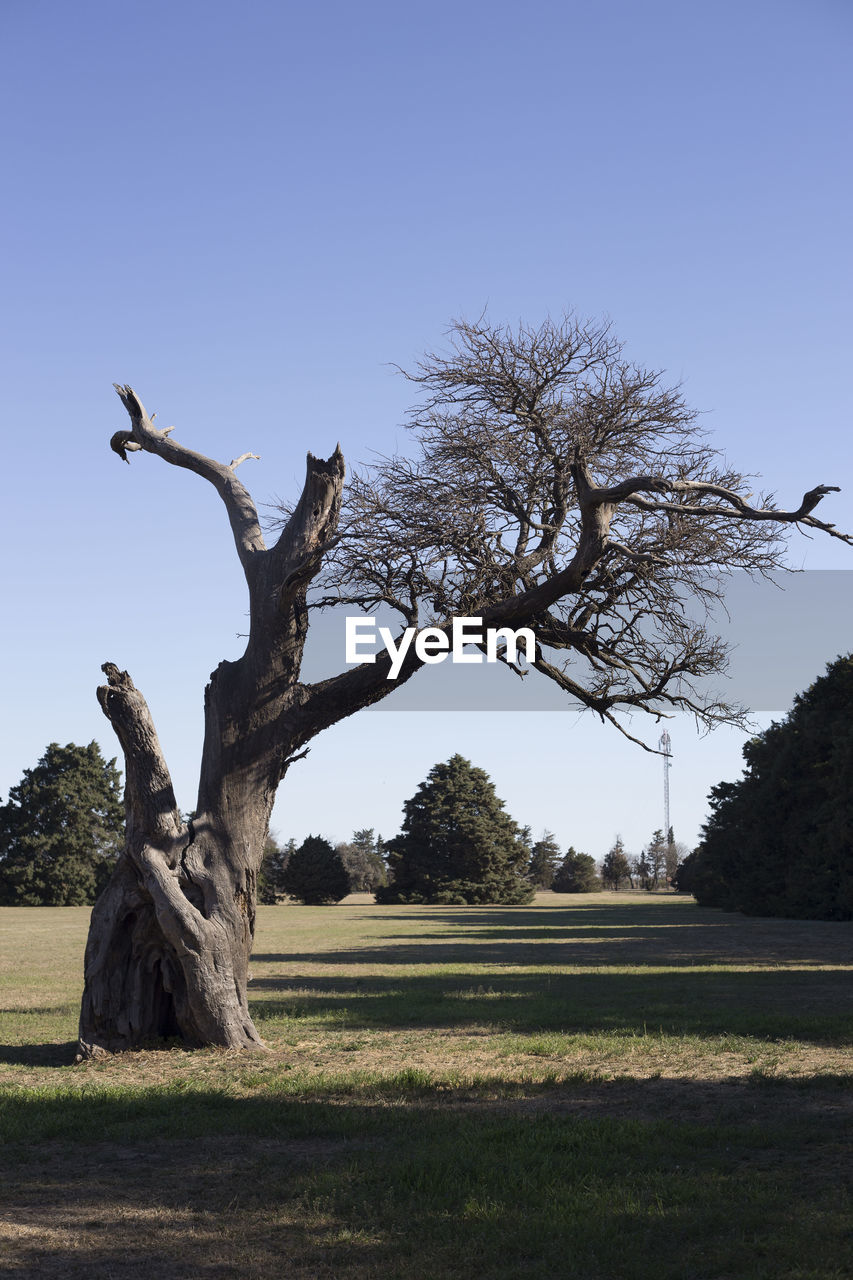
[601,837,631,890]
[0,742,125,906]
[377,755,534,905]
[552,847,600,893]
[281,836,351,904]
[527,831,562,889]
[645,829,668,889]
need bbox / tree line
[5,694,850,916]
[10,644,853,918]
[0,745,682,907]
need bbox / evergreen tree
[257,835,293,904]
[601,837,631,890]
[376,755,534,905]
[645,829,668,889]
[0,742,124,905]
[281,836,351,904]
[552,847,600,893]
[672,848,700,894]
[688,655,853,919]
[528,830,561,889]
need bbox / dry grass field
[0,893,851,1278]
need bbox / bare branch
[111,385,266,572]
[97,663,184,855]
[230,452,260,470]
[798,513,853,544]
[598,712,668,753]
[96,663,207,950]
[297,313,850,740]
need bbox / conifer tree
[645,829,668,889]
[601,837,631,890]
[257,835,293,904]
[281,836,351,904]
[0,743,124,906]
[552,846,600,893]
[377,755,533,904]
[630,847,654,891]
[684,655,853,919]
[528,831,562,889]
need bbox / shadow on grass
[246,965,853,1043]
[1,1079,851,1280]
[246,899,853,1043]
[347,898,853,932]
[253,934,850,967]
[254,899,853,970]
[0,1040,77,1067]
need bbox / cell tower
[658,729,672,841]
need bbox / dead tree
[78,315,851,1056]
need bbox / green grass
[1,893,851,1277]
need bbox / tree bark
[78,663,272,1053]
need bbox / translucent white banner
[298,572,853,713]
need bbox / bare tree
[78,315,851,1056]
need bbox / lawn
[0,893,850,1278]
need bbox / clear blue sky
[1,0,850,860]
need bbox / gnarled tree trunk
[79,664,275,1053]
[79,389,348,1055]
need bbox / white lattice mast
[658,729,672,841]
